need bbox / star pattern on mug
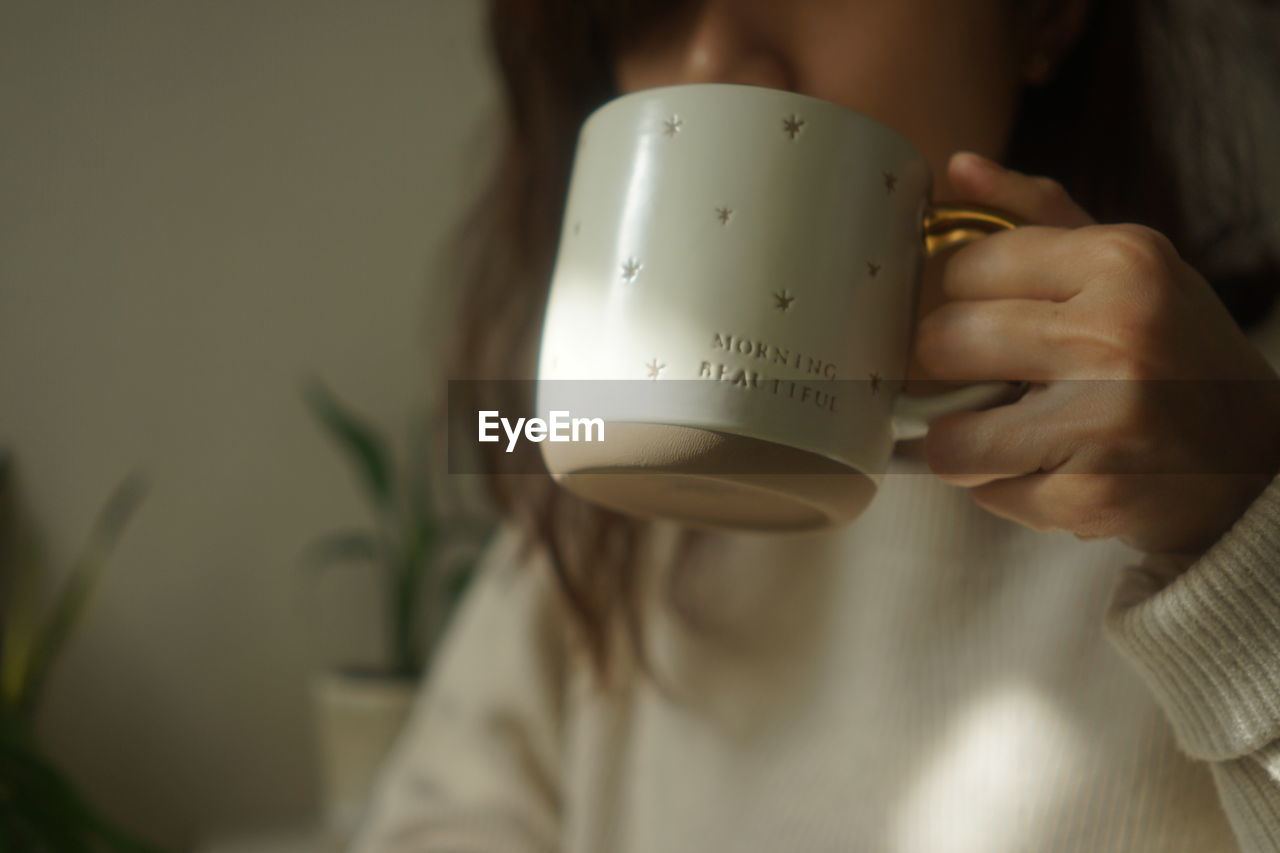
[584,125,912,402]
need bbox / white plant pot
[311,669,417,844]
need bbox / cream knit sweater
[353,322,1280,852]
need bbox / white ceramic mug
[535,83,1022,532]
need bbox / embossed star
[663,116,683,137]
[869,371,882,395]
[783,115,805,139]
[716,207,733,225]
[646,358,665,379]
[866,261,882,278]
[774,289,795,312]
[883,171,898,193]
[621,257,642,282]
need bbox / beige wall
[1,1,497,845]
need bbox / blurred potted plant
[0,450,160,851]
[299,377,492,841]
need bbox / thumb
[947,151,1096,228]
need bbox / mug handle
[891,203,1027,442]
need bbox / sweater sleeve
[349,521,569,853]
[1104,474,1280,851]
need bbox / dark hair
[443,0,1280,688]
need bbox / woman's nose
[653,1,793,91]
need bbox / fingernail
[953,151,1003,174]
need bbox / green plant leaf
[297,530,382,576]
[301,377,396,514]
[403,519,437,581]
[442,553,479,613]
[404,409,439,524]
[0,554,40,715]
[1,453,45,714]
[1,705,167,851]
[16,472,147,719]
[390,518,443,678]
[1,450,19,699]
[297,383,497,678]
[412,550,481,662]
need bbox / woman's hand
[914,151,1280,556]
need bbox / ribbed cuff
[1211,749,1280,852]
[1104,475,1280,761]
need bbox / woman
[355,0,1280,849]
